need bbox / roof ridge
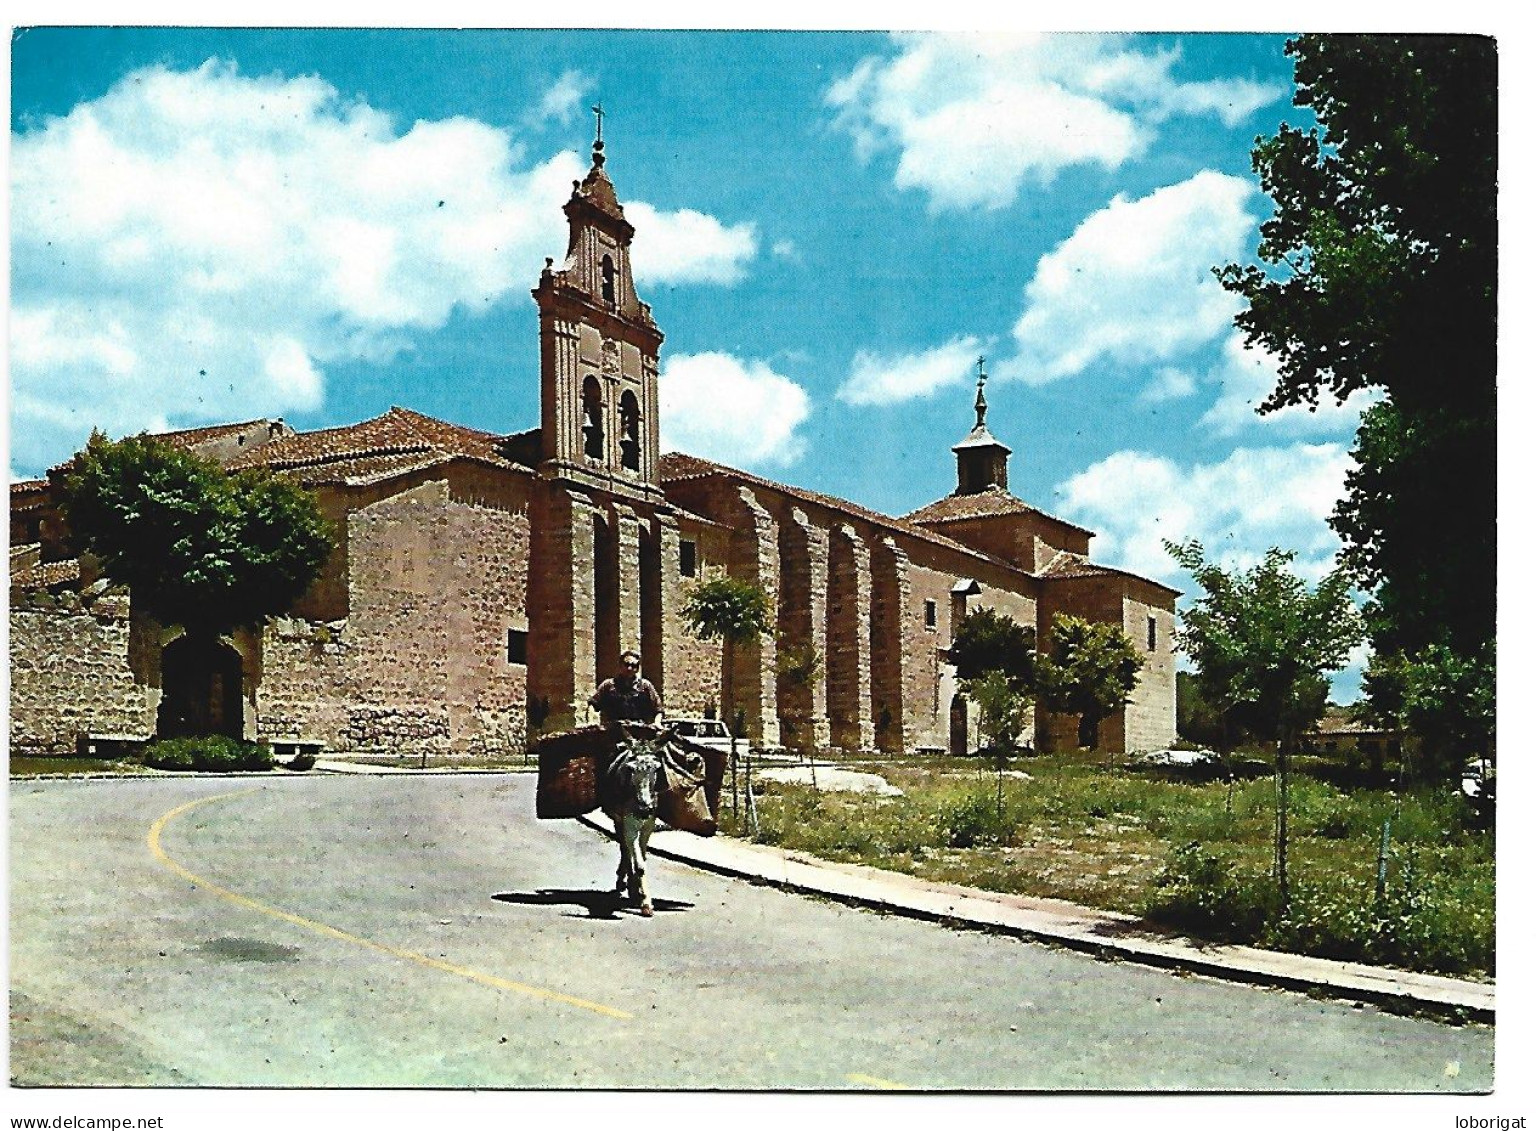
[659,451,1032,575]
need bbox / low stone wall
[9,589,153,754]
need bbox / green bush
[143,736,274,773]
[1145,842,1279,942]
[1287,777,1360,839]
[940,792,1017,849]
[1147,840,1494,976]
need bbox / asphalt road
[9,773,1494,1090]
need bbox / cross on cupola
[974,356,989,428]
[951,351,1012,496]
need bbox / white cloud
[1198,333,1381,437]
[1054,443,1354,587]
[827,32,1284,212]
[1056,443,1368,700]
[659,352,810,468]
[836,335,983,406]
[528,70,593,126]
[9,60,759,477]
[9,61,573,473]
[999,171,1258,383]
[1141,367,1198,404]
[627,203,758,286]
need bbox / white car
[662,716,735,755]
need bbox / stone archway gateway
[157,634,244,739]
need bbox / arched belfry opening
[620,389,641,472]
[158,635,244,739]
[601,255,617,306]
[582,376,605,460]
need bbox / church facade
[9,137,1178,761]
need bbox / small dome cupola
[952,356,1011,495]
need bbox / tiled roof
[1038,553,1116,580]
[226,407,533,484]
[903,486,1093,535]
[40,418,287,477]
[151,418,276,446]
[11,479,50,507]
[1038,550,1181,596]
[659,451,1025,572]
[11,557,81,590]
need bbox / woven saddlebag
[533,726,617,819]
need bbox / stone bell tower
[531,111,665,504]
[527,112,675,736]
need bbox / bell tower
[532,109,665,502]
[952,356,1011,495]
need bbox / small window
[1147,614,1158,652]
[679,539,697,578]
[924,599,938,629]
[506,629,528,665]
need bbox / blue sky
[10,27,1387,695]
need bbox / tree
[966,668,1032,818]
[1166,539,1364,910]
[59,431,332,740]
[681,574,775,708]
[61,431,332,639]
[1399,643,1495,781]
[681,575,774,831]
[1035,615,1143,751]
[1215,36,1495,741]
[948,607,1036,691]
[1176,671,1227,749]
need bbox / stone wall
[258,465,534,758]
[665,470,1065,755]
[9,587,153,753]
[1036,573,1177,754]
[658,518,728,721]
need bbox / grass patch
[720,749,1493,978]
[10,755,155,777]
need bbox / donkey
[600,728,669,916]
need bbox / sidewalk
[583,812,1495,1024]
[303,758,1491,1023]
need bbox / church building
[10,133,1178,761]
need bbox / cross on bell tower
[531,108,664,500]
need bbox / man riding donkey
[590,651,666,915]
[589,650,662,731]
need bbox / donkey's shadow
[493,888,693,920]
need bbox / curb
[579,814,1494,1024]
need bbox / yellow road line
[846,1072,909,1090]
[147,789,632,1021]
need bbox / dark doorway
[158,635,244,739]
[949,694,969,756]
